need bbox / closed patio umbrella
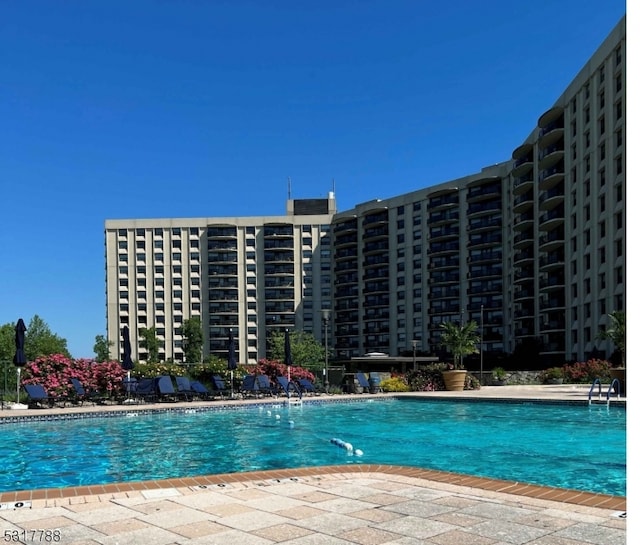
[284,329,293,382]
[121,326,134,402]
[227,329,237,397]
[13,318,27,404]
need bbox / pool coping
[0,389,626,511]
[0,465,626,512]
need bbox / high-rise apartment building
[105,196,336,364]
[105,16,625,368]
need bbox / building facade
[105,17,625,368]
[105,196,336,364]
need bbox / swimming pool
[2,398,626,496]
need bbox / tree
[93,334,114,362]
[598,310,625,366]
[439,320,480,369]
[0,323,14,363]
[181,317,203,363]
[267,329,326,371]
[139,327,160,363]
[24,315,70,360]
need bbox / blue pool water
[1,398,626,496]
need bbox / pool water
[1,398,626,496]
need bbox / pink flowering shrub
[22,354,127,398]
[93,360,128,395]
[562,359,612,383]
[255,358,316,384]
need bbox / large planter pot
[610,368,626,395]
[442,370,467,391]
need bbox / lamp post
[459,307,465,369]
[321,310,330,393]
[412,340,418,371]
[480,304,484,385]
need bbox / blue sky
[0,1,628,358]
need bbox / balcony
[539,143,565,170]
[539,164,565,190]
[539,228,564,251]
[513,173,534,194]
[539,185,565,210]
[539,207,564,231]
[513,190,534,213]
[466,181,501,202]
[512,143,534,177]
[513,230,534,248]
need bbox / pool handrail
[589,377,620,406]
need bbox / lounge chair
[355,372,371,393]
[23,384,58,408]
[298,378,317,394]
[134,377,157,403]
[212,375,231,398]
[156,375,180,402]
[276,376,302,398]
[256,374,277,396]
[190,380,215,400]
[175,376,196,401]
[69,378,104,405]
[240,375,260,397]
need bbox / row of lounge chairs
[22,374,320,408]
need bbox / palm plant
[439,320,480,369]
[598,310,625,366]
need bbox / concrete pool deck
[0,385,627,544]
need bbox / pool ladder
[588,378,620,406]
[283,381,303,405]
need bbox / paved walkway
[0,386,627,544]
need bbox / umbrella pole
[16,367,21,405]
[124,370,134,404]
[230,370,234,398]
